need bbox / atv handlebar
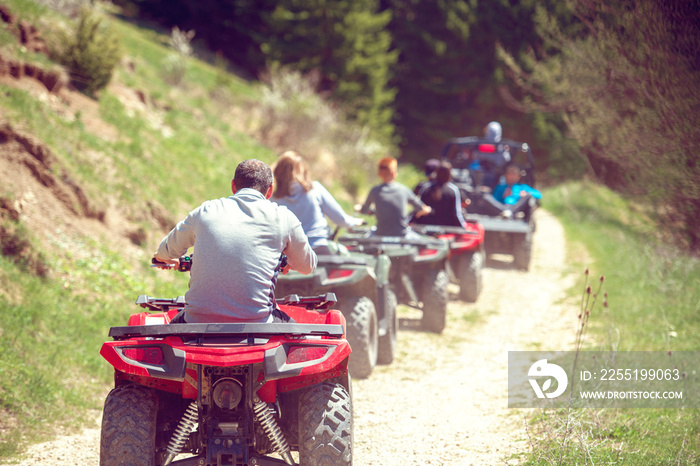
[137,294,188,311]
[329,220,368,241]
[152,253,290,275]
[354,204,375,216]
[151,255,192,272]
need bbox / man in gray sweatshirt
[154,159,317,323]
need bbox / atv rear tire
[342,296,378,379]
[100,384,158,466]
[458,251,483,303]
[298,382,353,466]
[377,287,398,365]
[420,268,449,333]
[513,232,532,271]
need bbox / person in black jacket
[413,158,440,195]
[414,161,467,229]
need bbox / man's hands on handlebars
[152,254,180,269]
[279,253,291,275]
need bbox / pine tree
[384,0,478,161]
[384,0,570,163]
[261,0,397,143]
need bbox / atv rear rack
[114,293,343,340]
[108,322,345,340]
[339,235,446,249]
[410,224,481,236]
[136,293,338,312]
[464,214,532,233]
[315,255,369,266]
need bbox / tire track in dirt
[6,209,579,466]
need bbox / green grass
[522,181,700,465]
[0,231,191,456]
[544,181,700,352]
[525,408,700,464]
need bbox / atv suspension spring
[253,400,295,465]
[163,401,198,466]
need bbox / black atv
[440,136,538,270]
[275,240,396,379]
[338,230,450,334]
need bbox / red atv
[99,259,353,466]
[411,222,485,303]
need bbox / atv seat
[411,224,480,236]
[316,255,370,267]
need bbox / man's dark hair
[234,159,273,194]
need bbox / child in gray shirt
[359,157,431,236]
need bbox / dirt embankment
[0,12,175,264]
[0,114,175,273]
[6,209,579,465]
[0,4,69,94]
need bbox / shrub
[35,0,89,17]
[54,7,121,95]
[255,65,390,199]
[162,26,194,86]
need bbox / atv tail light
[122,346,165,365]
[419,248,438,256]
[286,345,330,364]
[328,269,353,280]
[478,144,496,153]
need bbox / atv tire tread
[298,382,353,466]
[343,295,378,379]
[377,287,398,365]
[513,232,532,271]
[458,251,483,303]
[100,384,158,466]
[420,268,449,333]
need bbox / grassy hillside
[544,181,700,352]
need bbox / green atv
[275,241,396,379]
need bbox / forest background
[117,0,700,253]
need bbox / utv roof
[439,135,536,187]
[439,136,532,157]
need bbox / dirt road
[8,209,579,466]
[352,209,579,465]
